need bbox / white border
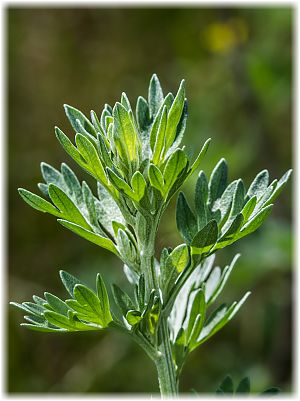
[1,1,297,400]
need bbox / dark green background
[8,7,293,394]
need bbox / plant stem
[156,318,178,397]
[137,211,178,397]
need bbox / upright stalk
[156,318,178,397]
[138,212,179,397]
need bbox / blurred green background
[8,6,293,394]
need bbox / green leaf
[72,284,108,326]
[106,168,135,199]
[152,105,167,164]
[241,196,257,221]
[41,162,64,188]
[44,310,94,331]
[236,377,250,393]
[112,284,135,316]
[187,289,206,346]
[100,104,112,132]
[64,104,97,137]
[265,169,292,205]
[214,213,244,251]
[48,184,90,229]
[148,73,164,118]
[90,110,103,133]
[216,180,238,221]
[165,100,188,159]
[131,171,147,201]
[44,292,70,316]
[208,158,228,204]
[149,93,174,150]
[116,229,136,263]
[121,92,132,111]
[55,127,88,170]
[247,169,269,199]
[163,149,188,197]
[20,323,65,333]
[165,80,185,149]
[59,270,83,297]
[167,244,189,273]
[126,310,142,326]
[160,248,179,297]
[96,274,113,326]
[61,163,83,203]
[18,188,61,217]
[191,220,218,254]
[217,376,234,394]
[238,205,273,239]
[136,96,151,132]
[82,181,99,230]
[195,171,208,230]
[58,219,118,255]
[229,179,245,217]
[148,164,164,194]
[97,133,114,170]
[261,387,280,395]
[176,192,198,244]
[113,102,141,164]
[10,301,45,316]
[75,134,107,184]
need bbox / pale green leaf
[58,219,118,255]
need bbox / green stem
[156,318,178,397]
[137,209,178,397]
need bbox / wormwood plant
[11,75,291,397]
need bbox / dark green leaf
[208,158,228,204]
[217,376,234,394]
[112,284,135,316]
[176,192,198,244]
[195,171,208,230]
[236,377,250,394]
[136,96,151,132]
[191,220,218,254]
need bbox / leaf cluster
[12,74,291,393]
[215,375,280,395]
[11,272,112,332]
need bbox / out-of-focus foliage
[8,7,292,394]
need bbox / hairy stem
[137,211,178,397]
[156,319,178,397]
